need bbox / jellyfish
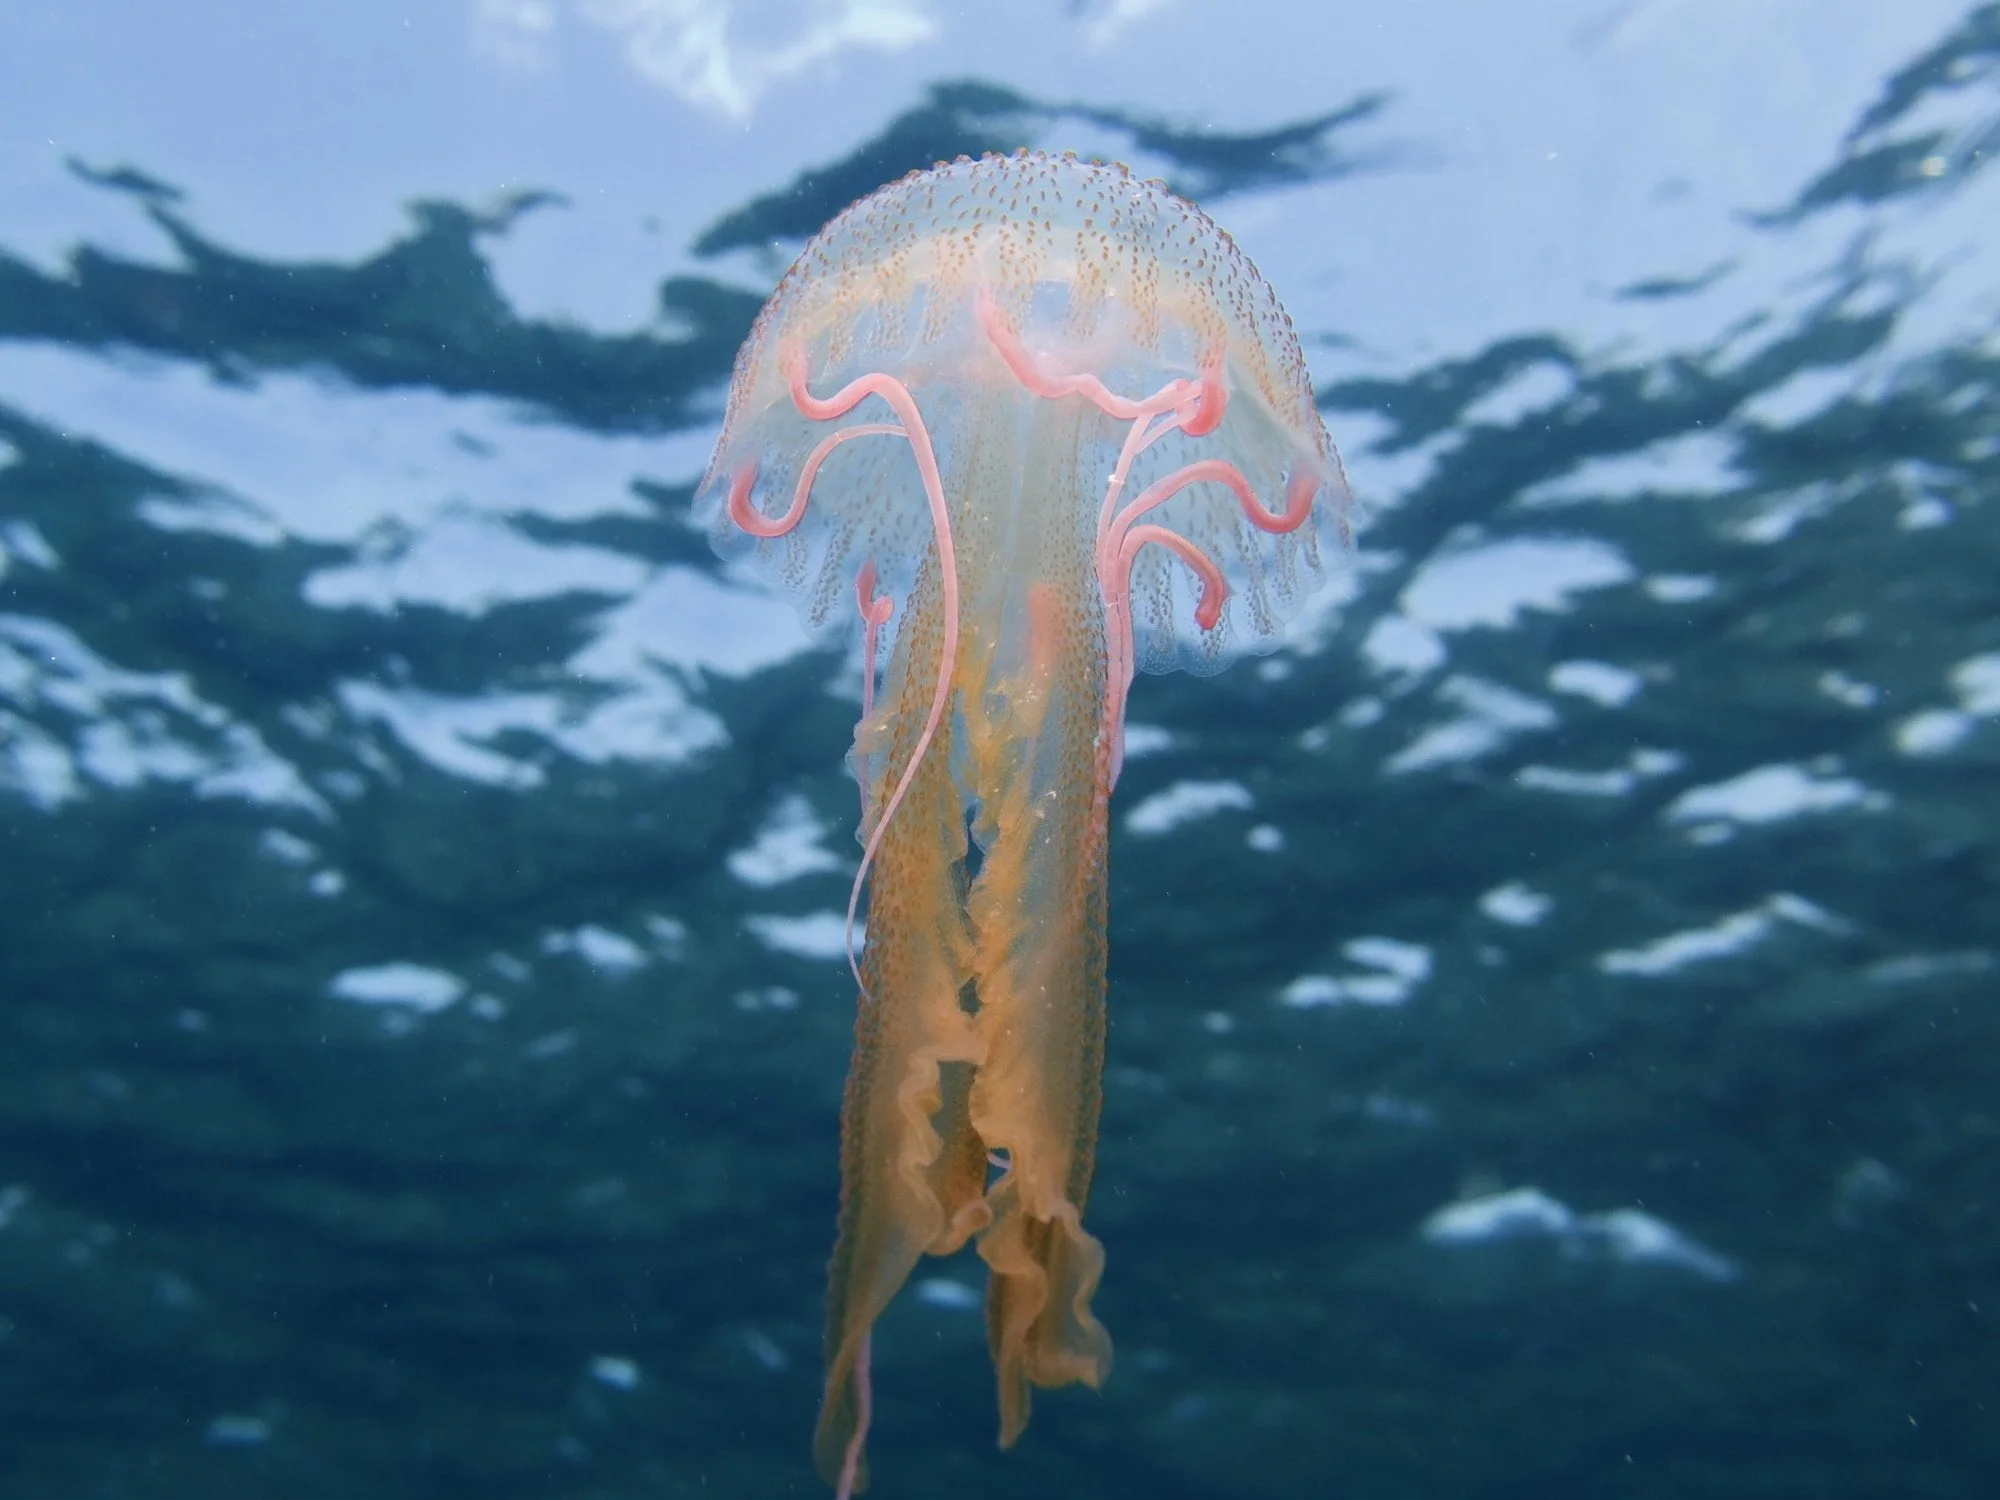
[698,149,1348,1496]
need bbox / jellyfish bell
[700,148,1347,687]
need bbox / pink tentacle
[1090,454,1309,789]
[1100,591,1135,787]
[1107,458,1251,550]
[726,422,907,538]
[1099,459,1320,619]
[726,461,792,538]
[1115,524,1228,632]
[974,285,1196,422]
[786,346,929,429]
[1097,401,1197,535]
[1265,466,1322,534]
[799,423,906,526]
[1178,345,1229,437]
[833,1332,871,1500]
[1096,525,1228,786]
[779,344,961,1005]
[855,560,893,726]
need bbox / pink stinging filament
[726,347,962,1003]
[972,284,1318,787]
[833,1332,871,1500]
[854,560,893,724]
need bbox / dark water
[2,4,1997,1497]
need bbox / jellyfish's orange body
[700,150,1346,1496]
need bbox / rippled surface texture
[1,3,1996,1497]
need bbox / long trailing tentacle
[779,347,963,1005]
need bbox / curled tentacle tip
[1195,588,1227,633]
[1179,354,1229,438]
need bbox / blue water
[1,3,1996,1496]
